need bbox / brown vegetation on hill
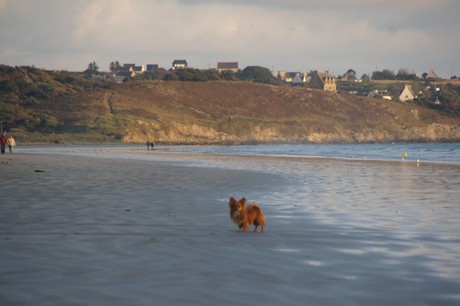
[109,81,460,143]
[1,65,459,144]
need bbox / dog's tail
[256,205,266,226]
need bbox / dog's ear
[240,197,246,204]
[229,197,236,205]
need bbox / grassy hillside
[1,65,460,144]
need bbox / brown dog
[228,197,266,232]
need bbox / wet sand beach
[1,150,459,305]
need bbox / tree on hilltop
[372,69,395,80]
[361,74,370,82]
[341,68,357,81]
[396,68,417,80]
[110,61,121,74]
[83,61,103,80]
[237,66,278,84]
[87,61,99,72]
[160,68,219,82]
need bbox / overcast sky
[1,0,459,78]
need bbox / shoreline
[14,138,460,146]
[16,143,460,169]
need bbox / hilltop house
[292,73,304,85]
[426,69,442,81]
[145,64,158,72]
[309,71,336,92]
[122,63,135,70]
[217,62,239,73]
[114,63,158,82]
[368,89,392,100]
[399,85,416,102]
[172,59,188,70]
[277,71,307,85]
[130,65,143,76]
[276,71,287,81]
[113,64,137,82]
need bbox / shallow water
[20,142,460,163]
[13,144,460,304]
[164,142,460,164]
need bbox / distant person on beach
[6,135,16,154]
[150,142,154,149]
[146,141,150,150]
[0,132,7,154]
[401,152,408,161]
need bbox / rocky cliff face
[121,115,460,145]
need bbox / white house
[399,85,415,102]
[217,62,239,73]
[172,59,187,70]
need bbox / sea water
[165,142,460,164]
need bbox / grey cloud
[0,0,459,77]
